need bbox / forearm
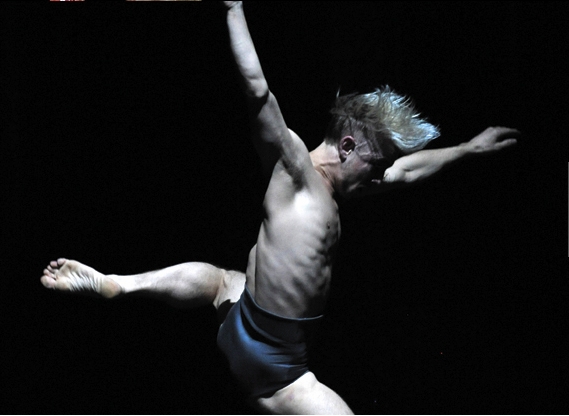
[390,143,472,183]
[225,3,268,99]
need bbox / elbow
[403,170,421,184]
[386,168,420,188]
[245,78,269,101]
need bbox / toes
[42,259,70,291]
[49,258,67,270]
[40,275,56,289]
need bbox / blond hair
[326,86,440,155]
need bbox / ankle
[104,274,128,297]
[105,274,139,297]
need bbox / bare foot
[41,258,122,299]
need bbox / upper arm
[248,91,312,181]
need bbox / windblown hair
[326,86,440,155]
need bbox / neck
[309,141,340,197]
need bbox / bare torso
[246,130,340,318]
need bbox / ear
[339,136,356,162]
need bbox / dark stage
[2,1,565,414]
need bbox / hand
[223,1,242,9]
[466,126,519,154]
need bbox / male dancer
[41,2,518,413]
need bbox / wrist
[458,141,475,158]
[225,1,243,13]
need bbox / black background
[2,1,565,414]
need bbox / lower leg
[41,258,243,309]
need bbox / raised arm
[224,1,267,99]
[223,1,311,179]
[379,126,519,188]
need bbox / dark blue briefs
[216,286,323,399]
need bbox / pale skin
[41,1,519,414]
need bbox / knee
[214,269,246,310]
[254,373,353,415]
[253,372,318,414]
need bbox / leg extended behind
[41,258,245,315]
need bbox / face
[339,138,394,199]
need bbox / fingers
[488,126,519,134]
[497,138,518,149]
[485,126,521,150]
[496,127,521,139]
[482,126,520,139]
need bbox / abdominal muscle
[246,182,340,319]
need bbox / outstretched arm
[379,126,519,187]
[223,1,311,179]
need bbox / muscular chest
[262,167,341,255]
